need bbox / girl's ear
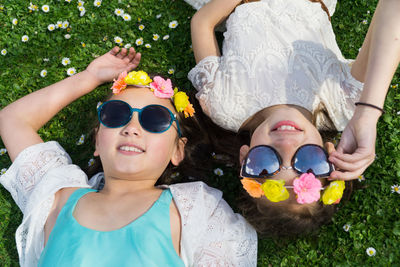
[240,145,250,164]
[171,137,187,166]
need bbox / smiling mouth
[271,121,303,132]
[118,145,144,153]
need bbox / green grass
[0,0,399,265]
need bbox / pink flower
[293,173,322,204]
[149,76,174,98]
[111,71,127,94]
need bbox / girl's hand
[328,110,379,180]
[85,47,141,85]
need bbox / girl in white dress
[187,0,400,236]
[0,47,257,266]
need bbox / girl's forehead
[110,87,175,110]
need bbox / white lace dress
[186,0,363,132]
[0,141,257,267]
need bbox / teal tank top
[38,188,184,267]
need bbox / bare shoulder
[44,187,82,245]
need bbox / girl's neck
[240,104,313,132]
[100,175,159,196]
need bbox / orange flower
[183,103,195,118]
[241,178,263,198]
[111,71,127,94]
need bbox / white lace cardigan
[0,141,257,267]
[186,0,364,132]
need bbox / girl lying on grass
[187,0,400,236]
[0,47,257,266]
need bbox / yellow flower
[124,71,152,86]
[322,180,345,205]
[261,180,289,202]
[174,91,189,112]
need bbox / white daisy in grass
[357,175,365,182]
[169,20,178,29]
[168,69,174,75]
[391,184,400,194]
[56,21,63,28]
[93,0,101,7]
[156,14,162,19]
[343,224,351,232]
[214,168,224,176]
[77,134,85,145]
[135,38,143,46]
[48,24,56,31]
[43,58,50,62]
[67,67,76,76]
[64,34,71,39]
[12,18,18,25]
[163,35,169,40]
[88,158,95,166]
[138,24,145,31]
[145,44,151,48]
[123,14,131,21]
[366,247,376,257]
[28,3,39,12]
[124,43,131,49]
[137,17,142,23]
[0,168,7,175]
[79,7,86,16]
[40,70,47,77]
[114,9,124,16]
[78,0,85,7]
[61,57,71,66]
[62,21,69,29]
[42,5,50,12]
[1,49,6,56]
[114,36,123,44]
[81,42,86,47]
[362,19,368,25]
[0,148,7,155]
[21,35,29,42]
[78,6,85,12]
[65,0,72,2]
[152,34,159,41]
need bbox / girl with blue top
[0,47,257,266]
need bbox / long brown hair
[241,0,331,21]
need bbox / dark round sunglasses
[97,100,182,137]
[240,144,334,178]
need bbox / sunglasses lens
[244,146,280,177]
[293,145,331,176]
[140,105,172,133]
[100,101,131,128]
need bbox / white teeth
[119,146,143,152]
[277,125,296,131]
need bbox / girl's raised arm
[0,47,140,161]
[329,0,400,180]
[191,0,242,63]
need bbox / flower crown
[241,173,345,205]
[111,70,195,118]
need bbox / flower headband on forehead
[111,70,195,118]
[241,173,345,205]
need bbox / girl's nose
[122,113,142,136]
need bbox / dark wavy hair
[84,86,212,186]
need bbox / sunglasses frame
[240,144,334,179]
[97,100,182,137]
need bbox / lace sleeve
[194,199,258,267]
[317,60,363,131]
[0,141,73,214]
[323,0,337,16]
